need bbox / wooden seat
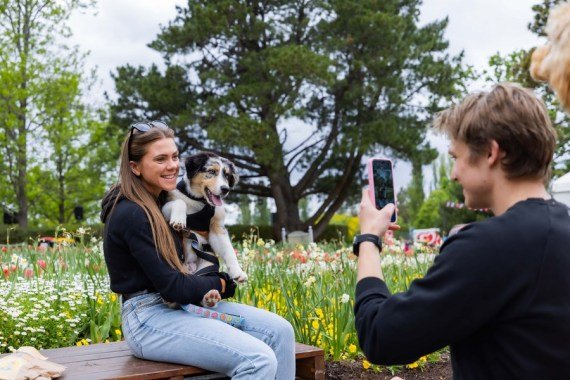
[25,341,324,379]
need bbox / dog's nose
[221,186,230,195]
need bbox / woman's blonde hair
[109,124,188,274]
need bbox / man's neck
[491,178,550,216]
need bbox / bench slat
[1,341,324,379]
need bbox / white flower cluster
[0,274,110,353]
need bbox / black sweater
[102,195,221,305]
[355,198,570,379]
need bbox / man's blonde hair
[433,83,557,180]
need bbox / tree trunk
[16,104,28,229]
[270,174,304,241]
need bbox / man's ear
[487,140,504,167]
[129,161,141,177]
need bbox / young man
[353,83,570,379]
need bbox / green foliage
[238,194,252,225]
[529,0,563,36]
[299,198,309,221]
[397,161,426,234]
[110,0,469,237]
[0,225,104,245]
[0,0,109,227]
[253,197,271,226]
[414,189,448,229]
[414,155,490,234]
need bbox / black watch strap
[353,234,382,256]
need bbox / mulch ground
[325,354,452,380]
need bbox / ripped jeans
[121,292,296,379]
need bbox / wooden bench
[32,341,324,379]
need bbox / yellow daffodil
[348,344,357,353]
[363,360,371,369]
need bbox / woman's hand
[216,272,237,299]
[359,188,400,237]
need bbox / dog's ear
[222,158,239,188]
[185,153,210,179]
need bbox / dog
[530,1,570,112]
[162,152,248,306]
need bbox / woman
[101,121,295,379]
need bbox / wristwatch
[352,234,382,256]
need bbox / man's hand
[359,188,400,236]
[357,188,400,282]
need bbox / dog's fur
[530,1,570,112]
[162,152,247,307]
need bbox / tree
[110,0,468,239]
[0,0,98,228]
[415,155,489,233]
[400,159,426,229]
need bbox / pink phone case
[367,157,398,222]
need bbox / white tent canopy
[552,172,570,207]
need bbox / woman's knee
[273,315,295,343]
[236,344,278,378]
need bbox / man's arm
[357,242,384,281]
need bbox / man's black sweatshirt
[102,193,221,305]
[354,198,570,379]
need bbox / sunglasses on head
[128,121,169,160]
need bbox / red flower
[1,246,7,253]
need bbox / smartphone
[367,158,397,223]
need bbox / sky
[68,0,545,193]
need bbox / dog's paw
[170,222,186,232]
[229,268,248,283]
[201,289,221,308]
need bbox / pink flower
[37,259,47,270]
[24,267,33,279]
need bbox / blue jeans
[121,293,296,379]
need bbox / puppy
[530,1,570,112]
[162,152,248,306]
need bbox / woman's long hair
[108,125,188,274]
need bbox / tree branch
[285,135,325,171]
[293,107,341,197]
[306,151,361,226]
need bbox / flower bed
[0,228,443,373]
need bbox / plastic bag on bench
[0,346,65,380]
